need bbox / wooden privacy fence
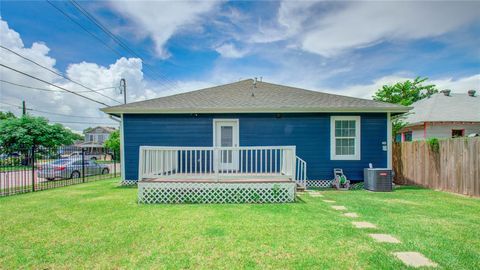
[393,137,480,197]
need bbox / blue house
[102,79,409,203]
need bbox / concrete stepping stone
[331,205,347,211]
[343,212,359,218]
[352,221,376,229]
[368,234,400,243]
[393,252,438,268]
[322,200,335,203]
[310,193,323,197]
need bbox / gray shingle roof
[101,79,410,114]
[403,92,480,126]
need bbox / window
[452,129,464,138]
[330,116,360,160]
[395,133,402,142]
[403,131,412,142]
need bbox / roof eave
[101,106,412,114]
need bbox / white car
[38,158,110,180]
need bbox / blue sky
[0,1,479,131]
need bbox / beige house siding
[400,122,480,141]
[425,123,480,139]
[406,122,480,141]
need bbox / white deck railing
[138,146,297,181]
[295,156,307,188]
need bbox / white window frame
[330,116,361,160]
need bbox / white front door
[214,119,239,171]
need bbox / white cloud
[429,74,480,94]
[215,43,248,58]
[247,1,316,44]
[301,1,480,57]
[109,1,221,58]
[245,1,480,57]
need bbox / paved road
[0,163,120,194]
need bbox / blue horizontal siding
[123,113,387,181]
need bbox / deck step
[296,184,306,192]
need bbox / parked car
[37,158,110,180]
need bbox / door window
[221,126,233,146]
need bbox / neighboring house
[72,126,117,158]
[83,126,116,146]
[101,79,409,203]
[398,90,479,142]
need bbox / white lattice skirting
[306,180,333,188]
[138,182,296,204]
[120,180,138,186]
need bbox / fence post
[81,148,85,183]
[113,150,117,177]
[31,146,35,192]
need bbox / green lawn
[0,178,479,269]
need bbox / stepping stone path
[322,197,438,268]
[393,252,438,268]
[352,221,377,229]
[343,212,359,218]
[322,200,335,203]
[368,234,401,243]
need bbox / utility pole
[22,100,26,116]
[120,78,127,104]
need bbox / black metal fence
[0,145,119,197]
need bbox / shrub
[427,138,440,153]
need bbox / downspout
[109,115,124,181]
[387,112,392,169]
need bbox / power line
[0,63,111,106]
[0,101,21,108]
[70,0,141,59]
[46,0,124,58]
[0,79,116,93]
[0,101,115,125]
[29,108,109,119]
[0,101,111,120]
[67,0,183,92]
[0,45,122,104]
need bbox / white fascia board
[102,106,412,114]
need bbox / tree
[372,77,438,135]
[83,127,94,134]
[0,115,79,151]
[70,132,84,141]
[104,130,120,159]
[373,77,438,106]
[0,111,16,120]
